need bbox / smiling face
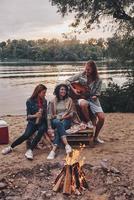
[38,89,46,98]
[84,63,93,77]
[59,86,67,98]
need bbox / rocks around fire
[0,162,133,200]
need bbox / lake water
[0,62,132,115]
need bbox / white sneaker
[65,144,72,154]
[25,149,33,160]
[87,121,93,129]
[47,150,55,160]
[2,146,13,155]
[94,137,104,144]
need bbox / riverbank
[0,113,134,172]
[0,113,134,199]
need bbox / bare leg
[93,112,105,141]
[92,118,97,127]
[79,99,91,122]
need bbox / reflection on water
[0,63,132,115]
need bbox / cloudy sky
[0,0,114,42]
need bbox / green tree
[0,38,110,61]
[50,0,134,35]
[0,41,6,60]
[107,36,134,61]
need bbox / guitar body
[69,82,89,100]
[71,82,88,93]
[69,82,95,122]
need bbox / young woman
[2,84,48,160]
[66,60,105,144]
[47,83,73,160]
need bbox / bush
[100,80,134,113]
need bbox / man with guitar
[66,60,105,144]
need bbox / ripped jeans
[51,119,71,146]
[11,122,47,150]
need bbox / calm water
[0,62,132,115]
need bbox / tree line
[0,38,106,61]
[0,36,133,62]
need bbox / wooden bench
[66,128,94,146]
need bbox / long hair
[86,60,99,81]
[54,84,69,101]
[30,84,47,100]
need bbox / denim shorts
[78,99,103,115]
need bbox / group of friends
[2,60,105,160]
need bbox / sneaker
[87,121,93,129]
[65,144,72,154]
[2,146,13,155]
[47,150,55,160]
[25,149,33,160]
[94,137,105,144]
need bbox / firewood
[80,168,89,189]
[54,167,65,185]
[63,165,72,195]
[53,173,65,192]
[81,174,89,189]
[72,162,89,189]
[53,162,89,195]
[72,162,80,189]
[71,167,77,193]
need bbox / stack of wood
[53,162,89,195]
[66,128,93,145]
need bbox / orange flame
[65,144,86,166]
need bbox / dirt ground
[0,113,134,200]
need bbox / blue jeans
[51,119,71,146]
[11,122,47,150]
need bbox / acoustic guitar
[69,82,89,100]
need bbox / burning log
[72,162,89,191]
[53,167,65,192]
[63,165,72,194]
[53,162,89,195]
[53,173,65,192]
[72,162,81,190]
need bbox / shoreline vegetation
[0,36,133,64]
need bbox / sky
[0,0,115,42]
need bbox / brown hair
[30,84,47,99]
[54,83,69,101]
[86,60,99,81]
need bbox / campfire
[53,147,89,195]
